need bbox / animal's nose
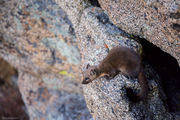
[82,80,88,84]
[82,77,89,84]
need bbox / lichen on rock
[0,0,179,119]
[0,0,92,119]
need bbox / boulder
[98,0,180,65]
[0,0,91,119]
[0,0,178,119]
[78,7,173,120]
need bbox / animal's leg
[105,69,118,80]
[104,75,110,80]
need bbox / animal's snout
[82,77,90,84]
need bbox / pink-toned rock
[77,7,173,120]
[98,0,180,65]
[0,0,91,119]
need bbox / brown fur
[82,46,148,102]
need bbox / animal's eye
[84,77,89,81]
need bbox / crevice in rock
[88,0,100,7]
[0,58,29,119]
[136,37,180,114]
[171,23,180,32]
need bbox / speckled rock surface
[18,71,91,120]
[0,0,81,76]
[55,0,90,29]
[0,0,91,119]
[78,7,173,120]
[0,0,178,120]
[98,0,180,65]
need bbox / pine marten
[82,46,148,102]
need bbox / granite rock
[18,71,91,120]
[0,0,91,119]
[55,0,90,29]
[78,7,173,120]
[98,0,180,65]
[0,0,178,120]
[0,0,81,76]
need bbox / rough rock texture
[0,0,179,120]
[98,0,180,65]
[55,0,90,29]
[0,0,81,75]
[77,7,173,120]
[0,0,91,119]
[18,72,91,120]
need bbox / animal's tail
[126,68,148,102]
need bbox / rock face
[0,0,91,119]
[55,0,89,29]
[18,72,91,120]
[0,0,179,120]
[98,0,180,65]
[78,6,173,120]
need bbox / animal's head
[82,64,99,84]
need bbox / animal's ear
[86,64,90,69]
[90,68,97,75]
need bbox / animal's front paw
[104,75,110,79]
[104,75,113,81]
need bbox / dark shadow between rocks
[0,58,29,120]
[137,37,180,114]
[89,0,100,7]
